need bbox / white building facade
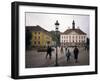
[60,20,87,47]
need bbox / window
[69,36,71,40]
[81,36,83,39]
[62,36,63,39]
[38,32,40,34]
[79,40,81,42]
[38,41,40,44]
[76,36,77,39]
[69,36,71,38]
[34,41,36,44]
[73,36,74,38]
[66,36,67,39]
[38,36,40,39]
[35,32,36,34]
[84,36,85,39]
[69,39,71,42]
[62,40,63,42]
[76,40,77,42]
[79,36,80,39]
[35,36,36,39]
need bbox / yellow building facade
[31,31,52,47]
[26,25,52,47]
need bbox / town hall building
[60,20,87,47]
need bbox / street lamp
[55,20,60,66]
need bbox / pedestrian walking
[46,46,52,59]
[73,46,79,63]
[65,48,71,62]
[60,46,64,54]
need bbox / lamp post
[55,20,60,66]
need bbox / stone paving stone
[25,47,89,68]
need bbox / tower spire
[72,20,75,29]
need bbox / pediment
[68,31,79,35]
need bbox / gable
[63,29,86,35]
[67,31,79,35]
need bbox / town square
[26,46,89,68]
[25,13,89,68]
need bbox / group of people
[46,46,79,63]
[65,46,79,63]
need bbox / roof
[62,28,86,35]
[26,25,52,36]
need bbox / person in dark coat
[46,46,52,59]
[66,49,71,62]
[73,46,79,63]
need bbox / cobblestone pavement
[26,47,89,68]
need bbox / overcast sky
[25,12,89,37]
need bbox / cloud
[25,12,89,37]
